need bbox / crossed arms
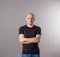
[18,34,41,44]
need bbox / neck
[26,24,34,28]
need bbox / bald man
[18,12,41,57]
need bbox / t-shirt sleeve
[36,27,41,35]
[19,27,24,35]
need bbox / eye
[27,17,31,20]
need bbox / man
[18,12,41,57]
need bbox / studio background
[0,0,60,57]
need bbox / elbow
[19,39,21,43]
[19,38,23,43]
[36,38,40,43]
[36,40,40,43]
[38,40,40,43]
[19,40,24,44]
[19,40,22,43]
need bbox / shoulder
[34,25,41,29]
[19,25,26,29]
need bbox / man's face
[26,14,35,25]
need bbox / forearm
[20,37,38,44]
[20,41,30,44]
[25,37,40,43]
[20,38,31,44]
[20,36,40,44]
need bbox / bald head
[25,12,35,25]
[26,12,35,18]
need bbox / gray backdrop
[0,0,60,57]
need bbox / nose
[29,19,32,22]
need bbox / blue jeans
[21,53,40,57]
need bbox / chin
[28,22,33,25]
[29,23,33,25]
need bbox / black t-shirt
[19,25,41,54]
